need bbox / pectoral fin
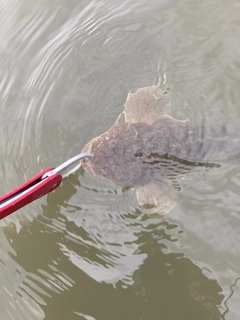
[136,181,178,215]
[124,86,171,125]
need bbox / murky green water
[1,0,240,319]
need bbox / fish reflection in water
[81,86,240,215]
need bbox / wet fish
[81,86,240,214]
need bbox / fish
[81,86,240,214]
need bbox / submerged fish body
[81,86,240,214]
[82,117,240,185]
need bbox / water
[0,0,240,319]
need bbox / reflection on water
[4,181,224,319]
[1,0,240,318]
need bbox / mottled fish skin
[144,117,240,163]
[81,117,240,189]
[81,85,240,214]
[81,122,152,188]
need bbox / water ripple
[1,0,240,318]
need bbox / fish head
[81,122,151,187]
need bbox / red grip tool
[0,153,91,220]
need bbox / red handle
[0,168,62,219]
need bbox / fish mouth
[81,142,95,175]
[81,156,95,175]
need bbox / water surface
[1,0,240,319]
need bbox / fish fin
[124,86,171,125]
[136,181,178,215]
